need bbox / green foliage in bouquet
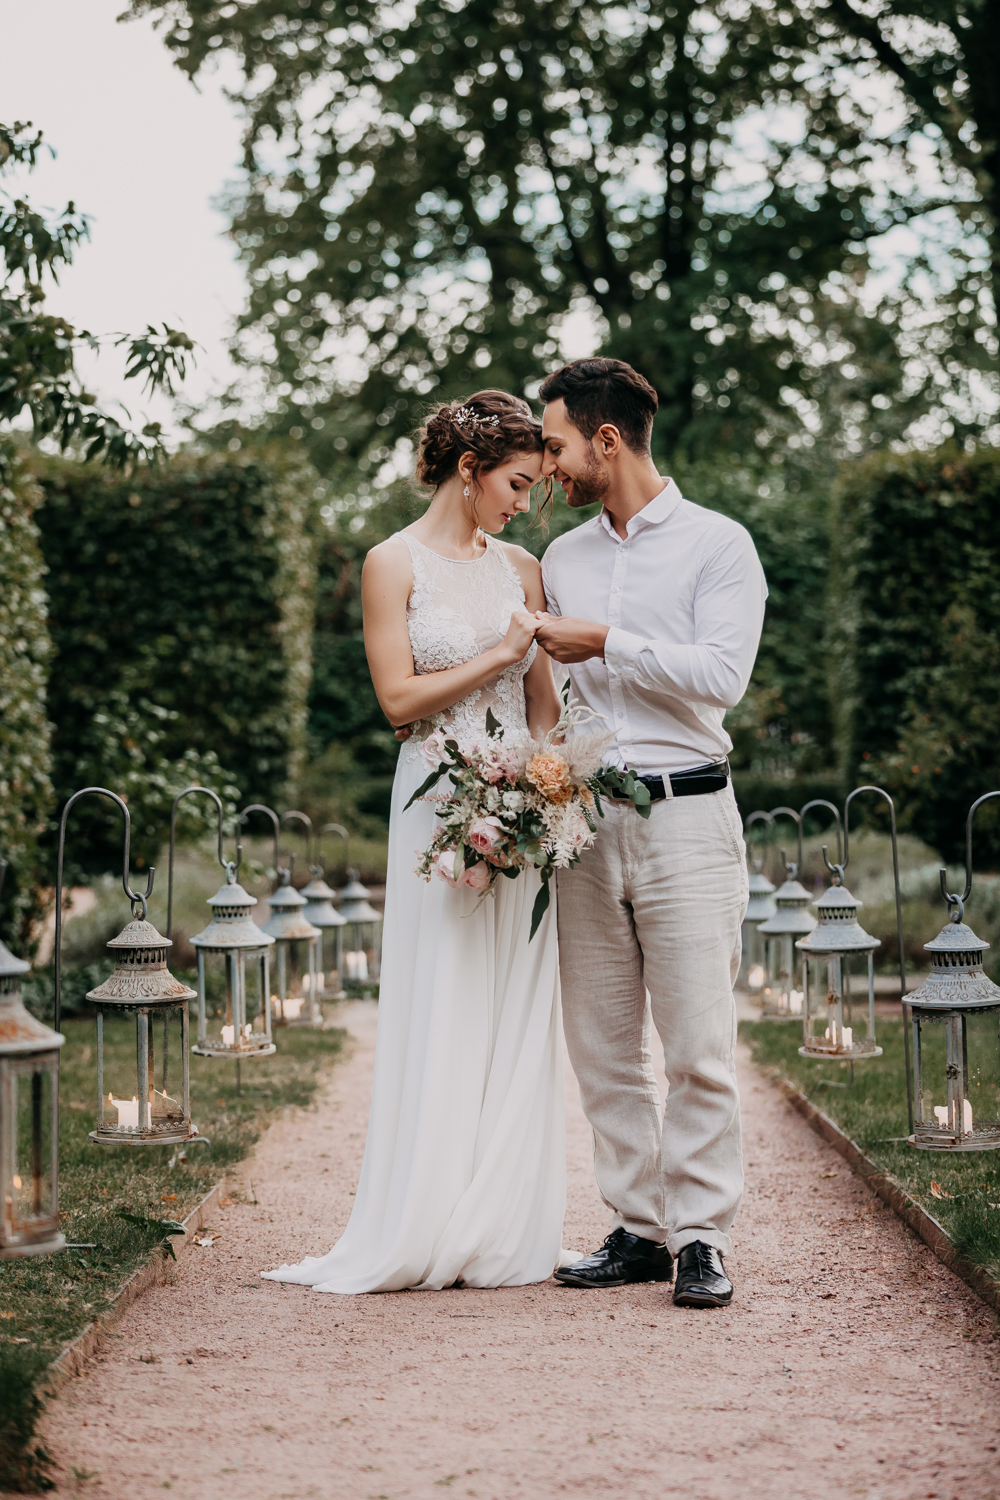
[31,448,321,876]
[833,444,1000,864]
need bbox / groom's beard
[565,450,610,509]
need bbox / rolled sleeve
[541,552,563,618]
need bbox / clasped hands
[393,611,609,741]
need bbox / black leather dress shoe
[672,1241,733,1307]
[554,1228,673,1288]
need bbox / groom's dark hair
[538,358,658,455]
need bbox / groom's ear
[595,423,623,458]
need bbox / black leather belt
[637,759,730,800]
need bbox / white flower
[502,790,524,813]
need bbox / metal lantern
[795,787,906,1063]
[87,916,198,1147]
[55,788,200,1148]
[263,871,323,1026]
[907,792,1000,1152]
[165,786,277,1064]
[758,809,815,1018]
[339,871,383,988]
[0,864,65,1258]
[740,811,776,991]
[191,872,275,1060]
[284,814,347,1002]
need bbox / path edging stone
[45,1176,229,1392]
[778,1078,1000,1315]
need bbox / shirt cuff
[604,627,646,682]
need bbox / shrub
[834,444,1000,864]
[0,442,53,951]
[33,446,320,875]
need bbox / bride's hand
[499,609,540,664]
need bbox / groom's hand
[534,613,609,663]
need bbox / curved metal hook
[282,811,314,871]
[800,798,844,874]
[55,787,153,1032]
[238,803,282,885]
[845,784,911,1129]
[167,786,230,940]
[317,822,349,876]
[769,806,803,877]
[743,810,774,875]
[939,790,1000,912]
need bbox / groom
[536,357,766,1308]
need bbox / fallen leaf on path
[930,1182,953,1199]
[819,1171,838,1179]
[11,1337,29,1344]
[160,1194,177,1203]
[193,1232,221,1247]
[819,1292,836,1299]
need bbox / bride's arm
[501,544,562,739]
[363,539,539,728]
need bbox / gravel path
[44,1001,1000,1500]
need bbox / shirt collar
[599,477,683,542]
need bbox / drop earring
[463,485,470,498]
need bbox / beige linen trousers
[557,784,748,1257]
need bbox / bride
[262,390,566,1293]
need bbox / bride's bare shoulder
[362,533,414,596]
[496,538,541,579]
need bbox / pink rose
[468,816,504,855]
[432,848,461,883]
[421,730,450,766]
[460,861,491,891]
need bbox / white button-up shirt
[541,479,767,776]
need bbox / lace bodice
[399,531,534,752]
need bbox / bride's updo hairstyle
[415,389,550,522]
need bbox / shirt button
[617,711,624,720]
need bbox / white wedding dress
[262,531,565,1293]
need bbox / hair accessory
[453,405,501,430]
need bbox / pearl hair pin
[454,405,501,429]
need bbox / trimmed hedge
[834,444,1000,864]
[0,442,53,951]
[33,447,320,874]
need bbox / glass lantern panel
[803,953,874,1051]
[97,1006,188,1136]
[8,1056,58,1231]
[741,921,766,991]
[345,924,381,987]
[914,1011,1000,1139]
[272,939,319,1022]
[196,951,271,1049]
[763,935,803,1017]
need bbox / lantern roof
[796,882,880,954]
[192,878,275,952]
[88,918,197,1006]
[0,942,63,1055]
[0,936,29,982]
[758,882,818,937]
[267,875,308,911]
[907,917,1000,1010]
[744,893,777,923]
[301,878,348,929]
[262,878,321,942]
[748,871,776,897]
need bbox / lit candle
[964,1099,973,1133]
[346,951,369,982]
[789,990,803,1015]
[220,1023,253,1046]
[842,1026,853,1049]
[281,996,304,1020]
[747,964,766,991]
[934,1105,950,1129]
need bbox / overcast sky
[1,0,246,435]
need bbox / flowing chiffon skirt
[261,741,566,1293]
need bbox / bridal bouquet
[407,698,650,938]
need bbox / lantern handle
[939,789,1000,912]
[166,786,231,941]
[55,787,153,1033]
[769,806,803,876]
[743,809,773,874]
[318,823,349,877]
[800,799,843,872]
[281,811,313,871]
[844,784,911,1131]
[237,803,282,886]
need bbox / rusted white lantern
[759,870,816,1018]
[740,811,775,991]
[262,872,322,1026]
[797,882,882,1059]
[87,915,199,1146]
[0,929,65,1258]
[191,870,275,1059]
[338,872,383,988]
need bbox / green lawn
[742,1017,1000,1281]
[0,1005,344,1489]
